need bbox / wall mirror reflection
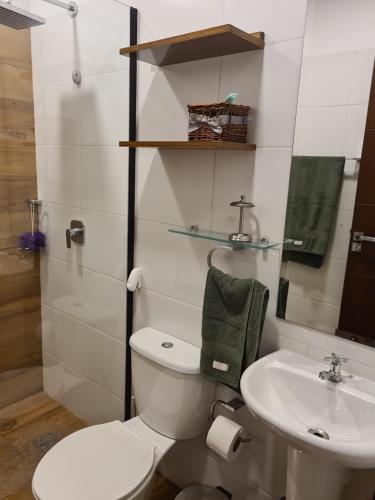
[277,0,375,347]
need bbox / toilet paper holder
[210,398,251,443]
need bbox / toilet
[32,327,215,500]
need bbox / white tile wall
[32,0,130,423]
[135,220,209,307]
[132,0,225,45]
[137,58,221,140]
[287,257,346,305]
[40,80,81,146]
[136,149,214,228]
[30,0,130,83]
[298,51,355,107]
[42,305,125,398]
[128,0,375,498]
[81,210,127,280]
[294,106,349,156]
[350,48,375,104]
[133,289,203,348]
[223,0,308,44]
[80,147,128,215]
[40,146,81,206]
[211,148,292,242]
[219,40,304,148]
[43,351,124,424]
[79,70,130,146]
[33,0,375,498]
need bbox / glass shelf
[168,227,280,250]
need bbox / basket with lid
[188,102,250,143]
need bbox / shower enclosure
[0,0,131,423]
[0,15,42,408]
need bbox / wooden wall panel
[0,25,41,395]
[0,28,31,62]
[0,309,41,373]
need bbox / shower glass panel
[0,0,130,423]
[0,20,42,409]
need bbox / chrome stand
[229,195,254,242]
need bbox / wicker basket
[188,102,250,143]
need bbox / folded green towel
[276,277,289,320]
[200,266,269,390]
[283,156,345,268]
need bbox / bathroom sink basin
[240,349,375,469]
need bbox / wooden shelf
[119,24,264,66]
[119,141,256,151]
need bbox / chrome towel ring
[207,245,244,268]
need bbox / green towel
[283,156,345,268]
[276,277,289,320]
[200,267,269,390]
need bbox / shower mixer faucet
[66,220,85,249]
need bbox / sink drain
[308,428,329,440]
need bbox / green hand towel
[283,156,345,268]
[276,276,289,320]
[200,267,269,390]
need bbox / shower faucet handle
[66,220,84,249]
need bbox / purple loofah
[18,231,46,252]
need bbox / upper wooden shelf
[119,24,265,67]
[119,141,256,151]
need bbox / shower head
[0,1,45,29]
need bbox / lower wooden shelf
[119,140,256,151]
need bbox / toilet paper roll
[206,415,244,463]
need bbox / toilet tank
[130,327,214,440]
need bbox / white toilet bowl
[32,417,174,500]
[32,327,214,500]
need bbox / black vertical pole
[125,6,138,421]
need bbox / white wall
[31,0,375,498]
[129,1,304,498]
[31,0,130,424]
[283,0,375,334]
[129,0,375,499]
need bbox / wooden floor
[0,392,180,500]
[150,474,181,500]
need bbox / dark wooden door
[338,62,375,346]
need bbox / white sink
[240,350,375,500]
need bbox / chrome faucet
[66,220,85,249]
[319,353,348,383]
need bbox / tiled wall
[29,0,375,497]
[30,0,130,424]
[282,0,375,334]
[129,1,305,498]
[130,0,375,498]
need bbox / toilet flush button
[162,342,174,349]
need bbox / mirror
[277,0,375,347]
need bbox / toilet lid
[32,421,154,500]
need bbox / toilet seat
[32,421,155,500]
